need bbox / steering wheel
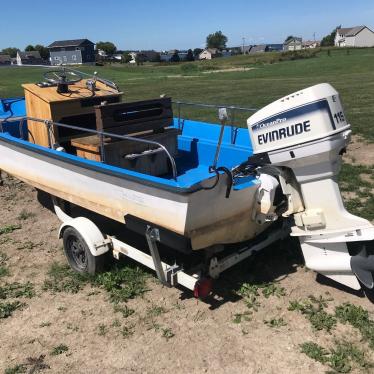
[43,69,83,93]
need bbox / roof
[303,40,320,46]
[266,44,283,50]
[48,39,94,48]
[337,26,365,37]
[249,45,266,53]
[18,51,41,59]
[284,37,302,45]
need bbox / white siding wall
[345,36,355,47]
[199,51,212,60]
[354,28,374,47]
[335,32,344,46]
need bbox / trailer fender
[58,217,110,257]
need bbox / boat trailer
[53,198,289,298]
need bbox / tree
[321,26,341,47]
[34,44,49,60]
[96,41,117,55]
[25,45,35,51]
[186,49,194,61]
[1,47,19,58]
[206,31,228,49]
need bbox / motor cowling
[247,83,349,155]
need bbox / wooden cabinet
[23,80,122,147]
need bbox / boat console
[22,69,179,176]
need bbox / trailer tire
[62,226,106,275]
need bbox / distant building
[97,49,108,58]
[265,44,283,52]
[302,40,320,49]
[249,45,267,54]
[334,26,374,47]
[242,45,253,54]
[0,54,11,65]
[242,44,283,54]
[221,49,232,58]
[129,50,160,63]
[160,50,189,62]
[128,52,137,63]
[283,37,303,51]
[48,39,95,65]
[112,54,123,61]
[226,46,242,56]
[16,51,44,65]
[199,48,221,60]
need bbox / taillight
[194,278,213,299]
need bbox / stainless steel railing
[2,101,258,181]
[1,116,178,180]
[172,101,257,168]
[172,100,257,144]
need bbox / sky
[1,0,374,51]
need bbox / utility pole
[242,37,245,54]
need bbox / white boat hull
[0,138,267,250]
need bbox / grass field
[1,48,374,141]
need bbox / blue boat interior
[0,97,257,191]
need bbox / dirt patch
[201,67,256,74]
[344,135,374,165]
[1,139,374,373]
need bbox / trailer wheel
[62,226,105,274]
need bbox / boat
[0,67,373,296]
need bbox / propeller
[350,241,374,289]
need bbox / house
[245,44,283,54]
[160,50,190,62]
[97,49,107,58]
[334,26,374,47]
[112,54,123,61]
[265,44,283,52]
[198,48,220,60]
[0,54,11,65]
[128,50,160,63]
[242,45,253,54]
[16,51,44,65]
[160,52,173,62]
[249,45,267,54]
[303,40,320,49]
[283,37,303,51]
[48,39,95,65]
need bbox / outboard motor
[247,83,374,291]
